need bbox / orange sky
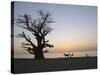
[13,2,97,58]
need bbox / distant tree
[16,10,54,59]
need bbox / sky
[13,1,97,58]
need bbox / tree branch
[17,14,37,33]
[25,47,34,54]
[16,10,55,57]
[43,49,49,53]
[21,32,36,48]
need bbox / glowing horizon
[13,2,97,58]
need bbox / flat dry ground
[11,57,97,74]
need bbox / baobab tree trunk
[33,37,45,59]
[34,48,44,59]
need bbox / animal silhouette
[64,53,70,58]
[70,53,74,58]
[64,53,74,58]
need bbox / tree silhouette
[16,10,54,59]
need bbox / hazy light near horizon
[13,2,97,58]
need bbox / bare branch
[21,32,36,48]
[16,10,55,59]
[25,47,35,54]
[43,49,49,53]
[27,47,34,54]
[17,14,37,33]
[21,42,32,46]
[45,44,54,48]
[16,33,25,38]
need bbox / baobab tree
[16,10,54,59]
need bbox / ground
[11,57,97,74]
